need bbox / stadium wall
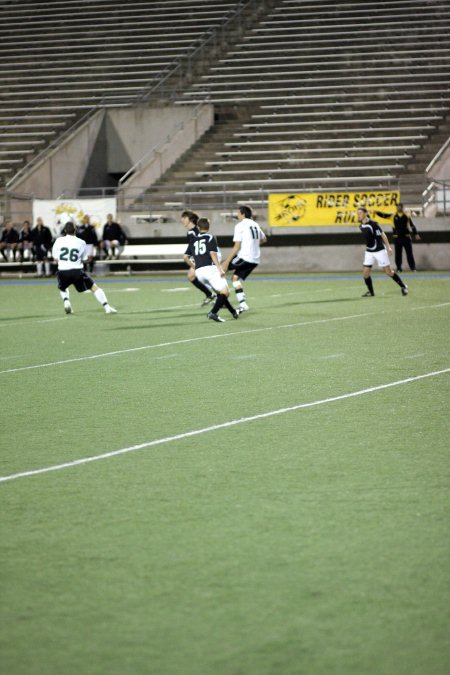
[124,216,450,271]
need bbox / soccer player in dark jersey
[357,207,408,297]
[185,218,240,322]
[181,210,216,306]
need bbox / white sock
[60,290,70,303]
[94,288,108,306]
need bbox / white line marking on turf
[0,312,369,374]
[1,298,448,375]
[163,287,190,292]
[113,288,140,292]
[412,302,450,311]
[0,317,67,330]
[402,353,427,360]
[1,368,448,484]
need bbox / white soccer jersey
[233,217,265,264]
[52,234,86,270]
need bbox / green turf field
[1,272,449,675]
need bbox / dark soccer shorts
[228,257,258,280]
[57,268,95,293]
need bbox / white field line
[0,316,68,330]
[0,302,201,329]
[0,312,369,375]
[1,367,448,484]
[1,301,449,376]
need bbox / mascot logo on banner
[272,195,308,224]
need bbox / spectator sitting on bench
[77,214,99,273]
[18,220,34,261]
[0,220,20,262]
[32,217,53,277]
[100,214,128,260]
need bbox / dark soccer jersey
[189,232,219,269]
[184,225,200,256]
[359,219,385,252]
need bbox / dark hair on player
[238,205,252,219]
[197,218,210,231]
[181,210,199,225]
[64,221,76,235]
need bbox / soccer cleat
[201,294,216,307]
[361,291,374,297]
[401,285,408,296]
[64,302,73,314]
[232,309,241,319]
[239,301,249,311]
[105,305,117,314]
[207,311,225,323]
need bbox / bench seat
[109,243,186,261]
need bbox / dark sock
[191,278,212,297]
[211,294,225,314]
[391,272,405,288]
[222,296,237,315]
[364,277,374,295]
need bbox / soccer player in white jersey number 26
[221,205,267,311]
[51,222,117,315]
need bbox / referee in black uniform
[375,203,420,272]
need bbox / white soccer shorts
[363,249,391,268]
[196,265,228,293]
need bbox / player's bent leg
[90,283,117,313]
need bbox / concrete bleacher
[158,0,450,207]
[0,0,249,188]
[1,0,449,216]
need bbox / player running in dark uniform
[358,207,408,297]
[181,210,216,306]
[185,218,240,322]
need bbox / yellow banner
[268,191,400,227]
